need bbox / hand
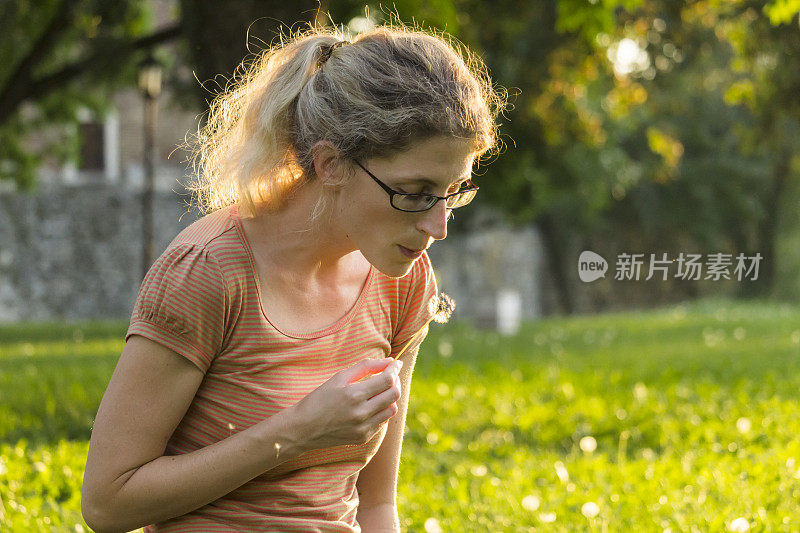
[290,358,404,452]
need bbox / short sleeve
[126,244,228,373]
[390,251,439,357]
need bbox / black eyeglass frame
[353,159,479,213]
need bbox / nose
[416,198,450,241]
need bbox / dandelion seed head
[539,512,557,523]
[728,517,750,532]
[736,417,752,434]
[633,382,648,402]
[554,461,569,483]
[429,292,455,324]
[471,464,487,477]
[521,495,540,511]
[580,436,597,453]
[581,502,600,518]
[424,517,443,533]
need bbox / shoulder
[141,244,228,307]
[405,251,437,295]
[397,251,438,321]
[167,206,237,251]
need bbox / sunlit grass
[2,300,800,531]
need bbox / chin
[359,243,419,279]
[375,263,414,279]
[370,257,416,279]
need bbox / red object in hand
[349,358,400,384]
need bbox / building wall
[0,184,546,327]
[0,184,196,321]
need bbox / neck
[240,180,358,287]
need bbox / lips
[398,245,425,259]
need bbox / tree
[712,0,800,296]
[0,0,180,190]
[177,0,321,110]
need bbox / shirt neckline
[230,204,375,339]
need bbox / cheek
[350,194,390,224]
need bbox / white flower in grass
[633,382,648,402]
[521,495,540,511]
[554,461,569,483]
[581,502,600,518]
[580,436,597,453]
[424,517,443,533]
[728,518,750,532]
[539,512,557,523]
[471,464,487,477]
[736,417,751,434]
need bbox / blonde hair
[186,21,506,220]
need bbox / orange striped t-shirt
[125,204,438,532]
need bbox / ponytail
[186,22,505,219]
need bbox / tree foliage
[0,0,180,190]
[3,0,800,305]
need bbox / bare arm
[81,335,308,533]
[355,344,420,532]
[82,335,403,533]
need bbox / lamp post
[138,53,162,280]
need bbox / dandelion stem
[392,292,455,360]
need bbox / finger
[362,377,401,416]
[351,360,402,398]
[345,358,395,385]
[366,402,399,429]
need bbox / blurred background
[3,0,800,329]
[3,2,800,531]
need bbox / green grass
[3,300,800,531]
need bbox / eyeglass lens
[393,187,477,212]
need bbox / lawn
[2,299,800,531]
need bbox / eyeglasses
[354,160,479,212]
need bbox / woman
[81,22,503,532]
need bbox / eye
[448,180,468,194]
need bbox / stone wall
[0,184,196,321]
[0,185,547,327]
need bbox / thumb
[345,357,395,384]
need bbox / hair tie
[318,40,348,67]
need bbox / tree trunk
[537,212,576,314]
[742,148,791,297]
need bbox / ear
[311,141,344,188]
